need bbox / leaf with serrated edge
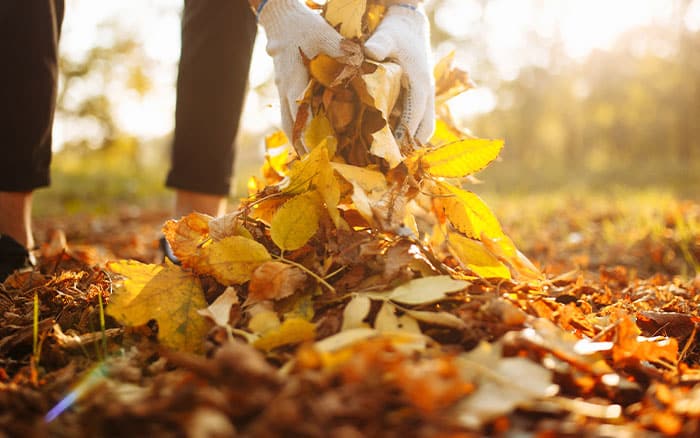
[107,260,209,353]
[342,295,372,331]
[271,192,322,252]
[448,233,511,279]
[422,138,504,178]
[325,0,367,39]
[434,181,505,241]
[387,276,469,305]
[198,236,272,285]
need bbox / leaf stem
[273,254,336,293]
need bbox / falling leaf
[253,317,316,351]
[448,233,511,279]
[247,261,308,305]
[341,295,372,330]
[197,286,239,327]
[197,236,272,285]
[386,275,469,305]
[325,0,367,39]
[421,138,504,178]
[107,260,210,353]
[270,192,322,252]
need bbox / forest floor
[1,189,699,437]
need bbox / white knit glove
[364,5,435,143]
[259,0,345,141]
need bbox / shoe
[0,234,34,282]
[159,236,181,265]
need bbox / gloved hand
[364,4,435,144]
[258,0,345,141]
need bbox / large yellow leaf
[197,236,272,285]
[325,0,367,39]
[270,192,322,252]
[430,119,463,147]
[421,138,504,178]
[447,233,511,279]
[253,317,317,351]
[434,181,505,242]
[107,260,210,353]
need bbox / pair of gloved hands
[259,0,434,144]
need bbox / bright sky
[54,0,700,148]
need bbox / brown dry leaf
[107,260,210,353]
[247,261,308,305]
[208,213,253,242]
[612,312,679,366]
[434,51,476,105]
[163,212,212,267]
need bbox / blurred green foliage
[42,1,699,216]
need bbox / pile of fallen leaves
[2,1,700,436]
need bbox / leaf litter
[2,1,700,436]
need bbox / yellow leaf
[448,233,511,279]
[107,260,210,353]
[430,119,463,147]
[253,317,316,351]
[386,275,470,305]
[271,192,322,251]
[325,0,367,39]
[313,148,346,229]
[434,181,505,242]
[281,143,327,195]
[370,124,403,168]
[248,308,281,334]
[331,162,387,193]
[361,61,402,120]
[421,138,504,178]
[196,236,272,285]
[162,213,212,268]
[309,54,346,88]
[304,111,337,156]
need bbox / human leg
[166,0,258,206]
[0,0,64,280]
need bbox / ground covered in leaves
[1,195,698,438]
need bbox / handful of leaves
[106,0,540,354]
